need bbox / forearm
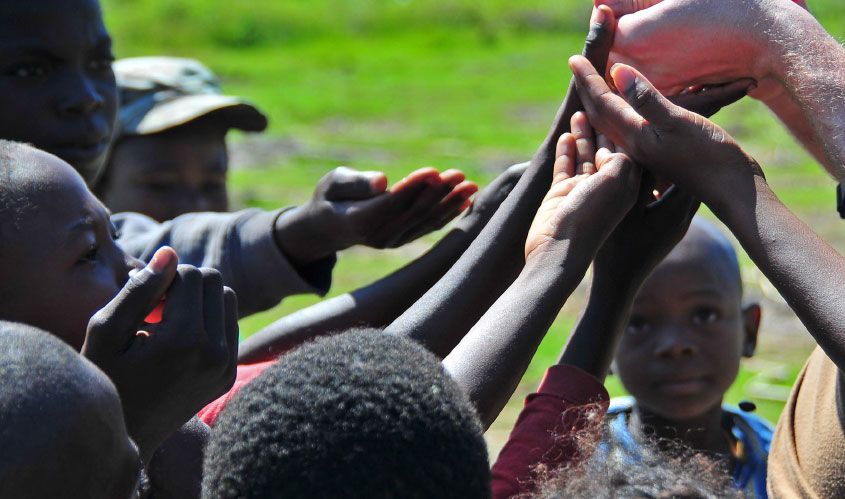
[443,246,591,429]
[237,229,474,362]
[760,3,845,179]
[715,173,845,369]
[558,270,641,381]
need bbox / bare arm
[237,165,524,363]
[571,55,845,370]
[444,119,642,428]
[385,6,618,358]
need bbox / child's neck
[631,402,734,459]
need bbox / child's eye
[79,244,100,264]
[691,307,720,325]
[626,316,651,335]
[8,63,50,78]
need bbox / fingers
[609,63,677,127]
[668,79,755,118]
[389,167,442,195]
[200,268,225,345]
[584,5,618,76]
[223,287,239,386]
[651,184,700,224]
[569,55,645,149]
[595,0,663,16]
[83,247,179,353]
[571,112,597,174]
[553,133,577,182]
[159,265,205,342]
[320,166,389,201]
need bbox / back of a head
[532,425,742,499]
[203,329,491,499]
[0,321,139,499]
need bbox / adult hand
[569,56,763,210]
[81,246,238,463]
[275,166,478,265]
[596,0,807,96]
[524,115,641,264]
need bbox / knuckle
[199,267,224,288]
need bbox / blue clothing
[606,397,773,498]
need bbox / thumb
[320,167,388,201]
[83,247,178,353]
[595,0,663,16]
[650,184,700,225]
[610,63,677,127]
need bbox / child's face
[614,238,759,422]
[0,0,117,184]
[0,149,139,351]
[101,123,229,222]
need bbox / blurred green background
[102,0,845,451]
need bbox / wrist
[523,239,593,282]
[274,207,337,267]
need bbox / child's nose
[653,327,696,359]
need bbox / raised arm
[237,165,524,363]
[443,117,642,429]
[385,6,618,358]
[600,0,845,179]
[571,56,845,370]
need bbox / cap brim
[130,94,269,135]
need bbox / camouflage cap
[115,56,268,137]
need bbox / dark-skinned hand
[275,166,478,266]
[81,246,238,464]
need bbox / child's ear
[741,303,762,358]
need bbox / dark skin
[615,220,761,458]
[100,120,230,222]
[0,0,476,266]
[0,355,140,499]
[0,147,237,464]
[238,163,518,362]
[384,6,751,360]
[0,0,116,184]
[569,57,845,376]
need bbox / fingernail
[591,6,606,25]
[610,64,638,96]
[149,247,175,274]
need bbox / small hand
[524,112,641,263]
[81,247,238,462]
[578,118,699,282]
[569,56,764,207]
[276,166,478,264]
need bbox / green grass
[102,0,845,432]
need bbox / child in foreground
[0,321,141,499]
[608,217,771,497]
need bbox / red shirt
[491,365,609,499]
[198,361,276,426]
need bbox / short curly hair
[202,328,491,499]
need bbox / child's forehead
[0,0,107,47]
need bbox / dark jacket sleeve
[113,208,336,318]
[491,365,610,499]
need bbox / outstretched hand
[525,112,642,264]
[81,247,239,463]
[275,166,478,265]
[569,56,764,209]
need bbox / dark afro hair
[203,328,491,499]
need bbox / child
[0,140,238,470]
[608,218,770,497]
[0,0,475,320]
[97,57,268,222]
[0,321,141,499]
[204,329,491,499]
[569,52,845,498]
